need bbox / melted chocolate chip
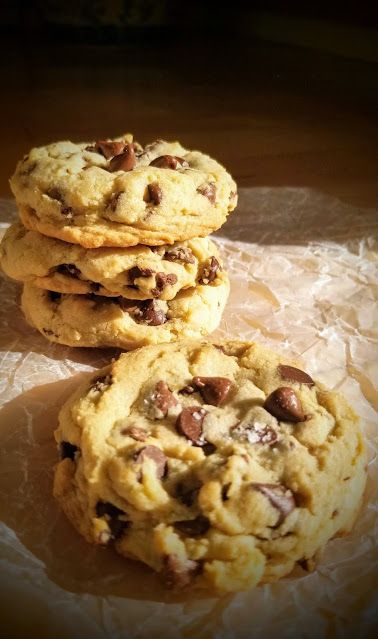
[95,501,128,539]
[95,140,126,159]
[147,182,163,205]
[48,291,62,303]
[150,155,189,169]
[197,183,216,204]
[56,263,81,278]
[118,298,167,325]
[108,191,124,212]
[174,515,210,536]
[199,256,220,285]
[129,266,155,281]
[192,376,232,406]
[221,483,231,501]
[60,441,78,460]
[121,426,148,441]
[151,272,178,297]
[46,187,63,202]
[252,483,296,527]
[149,381,178,418]
[176,407,207,445]
[96,501,125,518]
[143,299,167,325]
[161,554,199,589]
[164,247,195,264]
[134,445,167,479]
[278,364,314,387]
[264,387,305,422]
[108,144,136,172]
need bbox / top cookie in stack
[2,134,237,350]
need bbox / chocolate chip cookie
[21,274,229,348]
[11,135,237,248]
[53,340,367,593]
[1,223,223,301]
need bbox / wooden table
[1,36,377,208]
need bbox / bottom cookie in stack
[53,340,367,594]
[21,275,229,349]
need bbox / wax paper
[0,188,377,639]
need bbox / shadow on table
[0,276,121,368]
[0,378,212,604]
[217,187,378,245]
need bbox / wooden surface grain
[1,36,377,208]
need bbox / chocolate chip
[95,140,126,159]
[174,515,210,536]
[149,381,178,418]
[264,387,305,422]
[129,266,155,281]
[278,364,314,387]
[61,206,74,218]
[118,298,167,325]
[161,554,199,589]
[150,155,189,169]
[221,483,231,501]
[96,501,125,518]
[164,247,195,264]
[197,183,216,204]
[134,445,167,479]
[179,385,196,395]
[84,145,97,153]
[143,299,167,325]
[108,191,124,212]
[202,442,216,456]
[48,291,62,303]
[199,256,220,285]
[151,272,178,297]
[60,441,78,460]
[192,376,232,406]
[297,558,316,572]
[108,144,136,172]
[252,483,295,527]
[147,182,163,205]
[176,483,201,507]
[56,263,81,278]
[176,407,207,445]
[46,187,63,202]
[121,426,148,441]
[95,501,129,540]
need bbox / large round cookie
[53,340,367,593]
[11,135,237,248]
[1,223,223,301]
[21,276,229,349]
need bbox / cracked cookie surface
[11,135,237,248]
[53,340,367,593]
[1,223,223,301]
[21,275,229,348]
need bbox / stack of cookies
[1,135,237,349]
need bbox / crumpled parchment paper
[0,188,377,639]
